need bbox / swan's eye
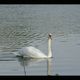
[49,33,52,37]
[49,35,51,37]
[48,33,52,39]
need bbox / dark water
[0,5,80,75]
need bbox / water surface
[0,5,80,75]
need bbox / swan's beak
[48,33,52,40]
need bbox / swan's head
[48,33,52,40]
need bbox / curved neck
[48,38,52,58]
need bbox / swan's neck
[48,38,52,58]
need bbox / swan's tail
[12,52,21,56]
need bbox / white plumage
[18,46,47,58]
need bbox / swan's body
[15,33,52,58]
[18,46,47,58]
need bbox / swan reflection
[47,58,52,76]
[17,56,53,75]
[16,57,47,75]
[17,57,46,67]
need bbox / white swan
[15,33,52,58]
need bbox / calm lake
[0,5,80,75]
